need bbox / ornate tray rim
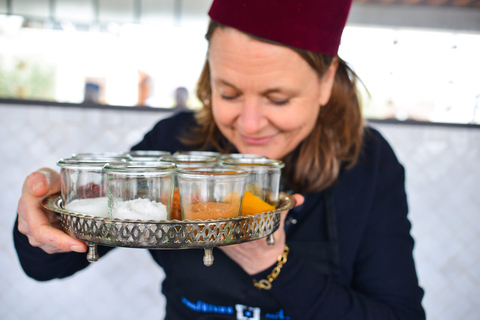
[43,193,295,265]
[44,193,294,225]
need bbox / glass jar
[159,154,219,220]
[174,150,221,158]
[221,158,284,210]
[103,161,176,221]
[57,157,119,217]
[176,167,248,220]
[217,153,268,161]
[159,154,219,169]
[127,150,171,161]
[71,152,131,161]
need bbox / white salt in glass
[104,161,176,221]
[221,158,284,207]
[57,158,122,216]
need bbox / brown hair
[183,21,364,193]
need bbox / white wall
[1,103,479,320]
[1,104,173,320]
[369,121,480,320]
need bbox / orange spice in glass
[176,167,248,221]
[159,154,219,220]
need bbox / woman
[14,0,425,319]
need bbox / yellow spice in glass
[241,190,275,216]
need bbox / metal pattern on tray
[43,193,294,250]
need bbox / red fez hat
[208,0,353,56]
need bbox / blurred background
[1,0,479,122]
[1,0,479,319]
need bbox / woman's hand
[16,168,87,254]
[219,194,304,275]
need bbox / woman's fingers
[220,193,303,273]
[23,168,60,197]
[292,193,304,207]
[17,169,87,254]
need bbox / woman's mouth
[241,134,275,145]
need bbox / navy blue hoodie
[14,112,425,320]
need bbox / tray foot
[203,248,214,266]
[266,234,275,246]
[86,243,99,262]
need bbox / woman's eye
[221,94,239,100]
[270,98,289,106]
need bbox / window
[1,1,479,124]
[340,25,480,124]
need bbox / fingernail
[32,180,46,192]
[37,169,52,186]
[70,245,86,253]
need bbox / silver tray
[43,193,295,266]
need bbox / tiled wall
[370,122,480,320]
[1,103,479,320]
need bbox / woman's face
[209,27,338,160]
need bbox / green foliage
[0,57,56,100]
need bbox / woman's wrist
[252,245,290,290]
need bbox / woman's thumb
[25,168,58,197]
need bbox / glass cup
[217,153,268,161]
[71,152,131,161]
[221,158,284,215]
[57,157,120,217]
[159,154,219,220]
[176,167,248,220]
[174,150,221,158]
[159,154,219,170]
[103,161,176,221]
[127,150,171,161]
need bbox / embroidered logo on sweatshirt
[181,297,290,320]
[235,304,261,319]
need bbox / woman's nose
[238,99,266,134]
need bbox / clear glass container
[217,153,268,161]
[159,154,219,169]
[159,154,220,220]
[221,158,284,210]
[103,161,176,221]
[57,157,118,217]
[127,150,171,161]
[174,150,221,158]
[176,167,248,221]
[71,152,131,161]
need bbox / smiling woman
[190,21,363,193]
[14,0,427,318]
[209,27,333,160]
